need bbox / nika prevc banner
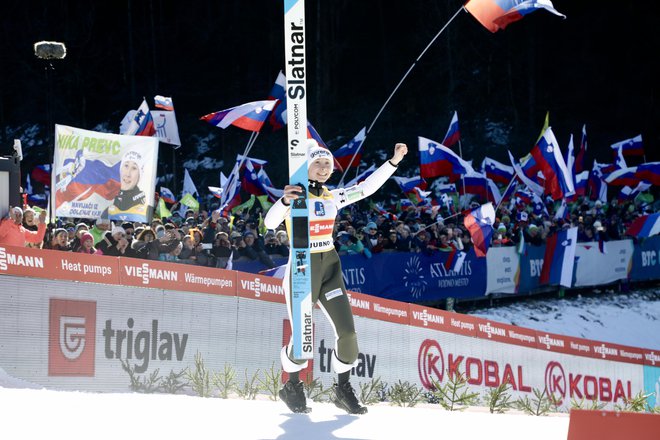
[54,124,159,222]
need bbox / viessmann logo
[124,263,178,285]
[49,298,96,376]
[0,246,45,271]
[240,277,284,298]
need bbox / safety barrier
[1,243,659,411]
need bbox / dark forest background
[0,0,657,192]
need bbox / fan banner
[54,124,159,222]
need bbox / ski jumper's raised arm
[331,161,398,210]
[264,198,290,230]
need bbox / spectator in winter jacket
[0,206,47,247]
[89,218,111,245]
[22,208,43,248]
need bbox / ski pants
[284,249,358,370]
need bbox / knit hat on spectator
[121,222,134,230]
[307,140,334,172]
[96,218,111,226]
[230,231,242,239]
[80,232,94,244]
[111,226,126,237]
[364,222,377,232]
[76,223,89,231]
[243,230,255,238]
[497,224,507,233]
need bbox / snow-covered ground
[0,381,569,440]
[2,286,658,440]
[468,287,660,349]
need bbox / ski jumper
[264,160,399,373]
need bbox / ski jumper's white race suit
[264,160,399,375]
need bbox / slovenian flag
[574,124,588,175]
[419,136,474,180]
[334,127,366,170]
[482,157,514,185]
[530,127,574,200]
[31,164,52,186]
[617,182,651,203]
[441,111,461,148]
[200,100,277,132]
[464,0,566,33]
[463,202,495,257]
[159,186,176,204]
[635,162,660,186]
[345,164,377,187]
[126,99,156,137]
[457,174,501,205]
[605,167,638,187]
[625,213,660,238]
[540,227,577,288]
[392,175,427,194]
[610,134,644,157]
[154,95,174,111]
[208,186,224,199]
[267,71,287,131]
[588,160,608,203]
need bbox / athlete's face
[308,158,332,182]
[120,160,140,190]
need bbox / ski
[283,0,313,360]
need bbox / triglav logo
[0,246,45,271]
[49,298,96,376]
[59,316,86,359]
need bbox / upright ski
[283,0,313,360]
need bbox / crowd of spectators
[0,191,657,271]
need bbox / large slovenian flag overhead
[625,213,660,239]
[530,127,574,200]
[482,157,514,185]
[418,136,474,180]
[334,127,366,170]
[441,111,461,148]
[463,202,496,257]
[464,0,566,33]
[610,134,644,157]
[540,227,578,287]
[200,100,277,132]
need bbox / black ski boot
[332,381,368,414]
[279,380,311,413]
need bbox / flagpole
[494,175,517,212]
[337,6,466,187]
[457,138,466,209]
[222,131,259,206]
[413,210,462,236]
